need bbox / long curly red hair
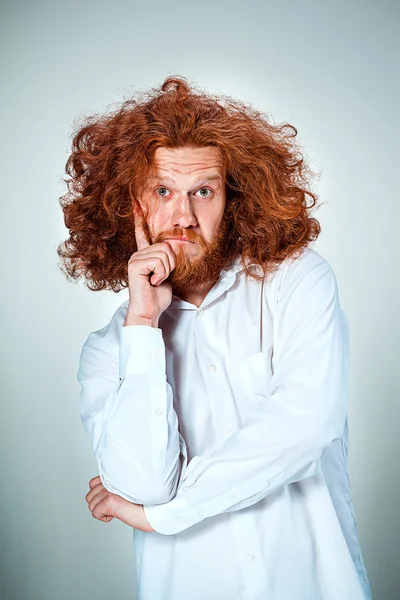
[57,75,321,292]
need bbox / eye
[194,187,213,198]
[155,186,214,198]
[155,187,170,197]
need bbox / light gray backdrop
[1,0,398,598]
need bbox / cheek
[199,215,223,243]
[148,212,171,241]
[150,211,166,234]
[211,196,226,226]
[141,202,160,231]
[207,205,225,231]
[141,196,162,233]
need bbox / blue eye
[155,187,213,198]
[195,188,213,198]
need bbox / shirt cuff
[119,325,166,379]
[143,495,203,535]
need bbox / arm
[77,304,187,505]
[143,252,350,534]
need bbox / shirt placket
[193,300,271,600]
[193,304,240,445]
[230,511,272,600]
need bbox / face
[136,146,233,292]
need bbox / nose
[171,196,198,229]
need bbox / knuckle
[160,245,174,263]
[162,242,174,255]
[154,256,165,269]
[105,495,115,510]
[158,249,170,262]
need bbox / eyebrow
[149,174,223,187]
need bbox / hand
[125,200,177,327]
[85,475,156,532]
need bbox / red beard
[152,216,237,293]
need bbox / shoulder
[278,247,339,305]
[77,299,129,381]
[280,247,333,280]
[80,299,129,358]
[262,247,339,308]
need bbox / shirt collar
[169,254,262,310]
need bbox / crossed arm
[79,253,349,535]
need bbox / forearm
[79,323,186,505]
[92,379,183,504]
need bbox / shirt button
[222,425,232,435]
[246,552,255,561]
[149,349,161,358]
[154,407,164,416]
[208,364,217,372]
[229,493,236,500]
[175,516,187,523]
[196,308,204,316]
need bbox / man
[58,76,372,599]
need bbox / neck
[173,278,218,308]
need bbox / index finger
[89,475,101,489]
[133,199,151,251]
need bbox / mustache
[154,228,205,245]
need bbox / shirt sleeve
[77,305,188,505]
[143,252,350,535]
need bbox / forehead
[152,146,224,179]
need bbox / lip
[166,238,193,243]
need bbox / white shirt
[77,247,372,600]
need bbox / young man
[58,76,372,599]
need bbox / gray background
[1,0,398,598]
